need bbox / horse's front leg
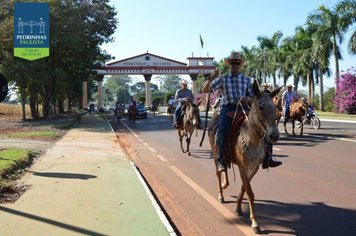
[186,132,193,155]
[300,120,304,135]
[283,120,289,134]
[238,166,260,234]
[216,168,227,203]
[178,131,185,153]
[292,120,296,135]
[236,185,245,216]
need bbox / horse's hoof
[252,226,261,234]
[188,152,191,156]
[218,196,224,203]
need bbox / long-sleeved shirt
[211,72,254,105]
[175,88,194,102]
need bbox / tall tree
[307,1,356,90]
[257,31,283,88]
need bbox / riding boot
[262,154,282,169]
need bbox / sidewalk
[0,114,174,236]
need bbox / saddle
[209,112,246,168]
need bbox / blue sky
[101,0,355,91]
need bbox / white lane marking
[273,147,281,151]
[143,142,149,146]
[170,166,251,235]
[148,147,157,153]
[334,137,356,143]
[157,154,168,163]
[305,133,356,143]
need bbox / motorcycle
[296,104,321,129]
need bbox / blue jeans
[217,104,237,166]
[173,102,182,124]
[217,103,250,166]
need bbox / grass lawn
[5,131,60,139]
[0,149,37,189]
[316,111,356,121]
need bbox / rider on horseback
[282,84,298,120]
[260,83,283,169]
[203,52,281,172]
[173,80,200,129]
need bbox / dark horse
[114,104,124,121]
[273,96,283,126]
[128,103,138,126]
[283,100,306,135]
[177,99,201,155]
[208,81,282,234]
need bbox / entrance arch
[85,52,215,110]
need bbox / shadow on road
[225,198,356,235]
[0,206,106,236]
[27,171,97,180]
[188,149,213,159]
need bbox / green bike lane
[0,113,175,236]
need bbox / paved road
[110,112,356,236]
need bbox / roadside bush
[334,68,356,114]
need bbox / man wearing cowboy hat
[261,83,270,92]
[173,79,195,128]
[203,52,282,171]
[202,52,253,172]
[282,84,298,120]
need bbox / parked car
[137,103,148,119]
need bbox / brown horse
[177,99,201,155]
[273,96,283,126]
[208,81,282,234]
[128,105,137,126]
[283,100,306,135]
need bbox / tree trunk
[333,33,340,90]
[307,73,312,99]
[58,98,64,113]
[319,68,324,111]
[20,85,26,121]
[29,85,39,119]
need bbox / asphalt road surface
[109,113,356,236]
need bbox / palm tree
[257,31,283,89]
[241,46,262,83]
[336,0,356,54]
[307,1,356,89]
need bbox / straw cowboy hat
[261,83,270,88]
[224,52,245,65]
[181,80,188,85]
[287,84,294,88]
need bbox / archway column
[189,74,198,102]
[204,74,210,109]
[82,79,88,109]
[144,74,152,107]
[96,75,104,112]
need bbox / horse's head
[185,101,201,127]
[273,96,283,111]
[249,81,281,143]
